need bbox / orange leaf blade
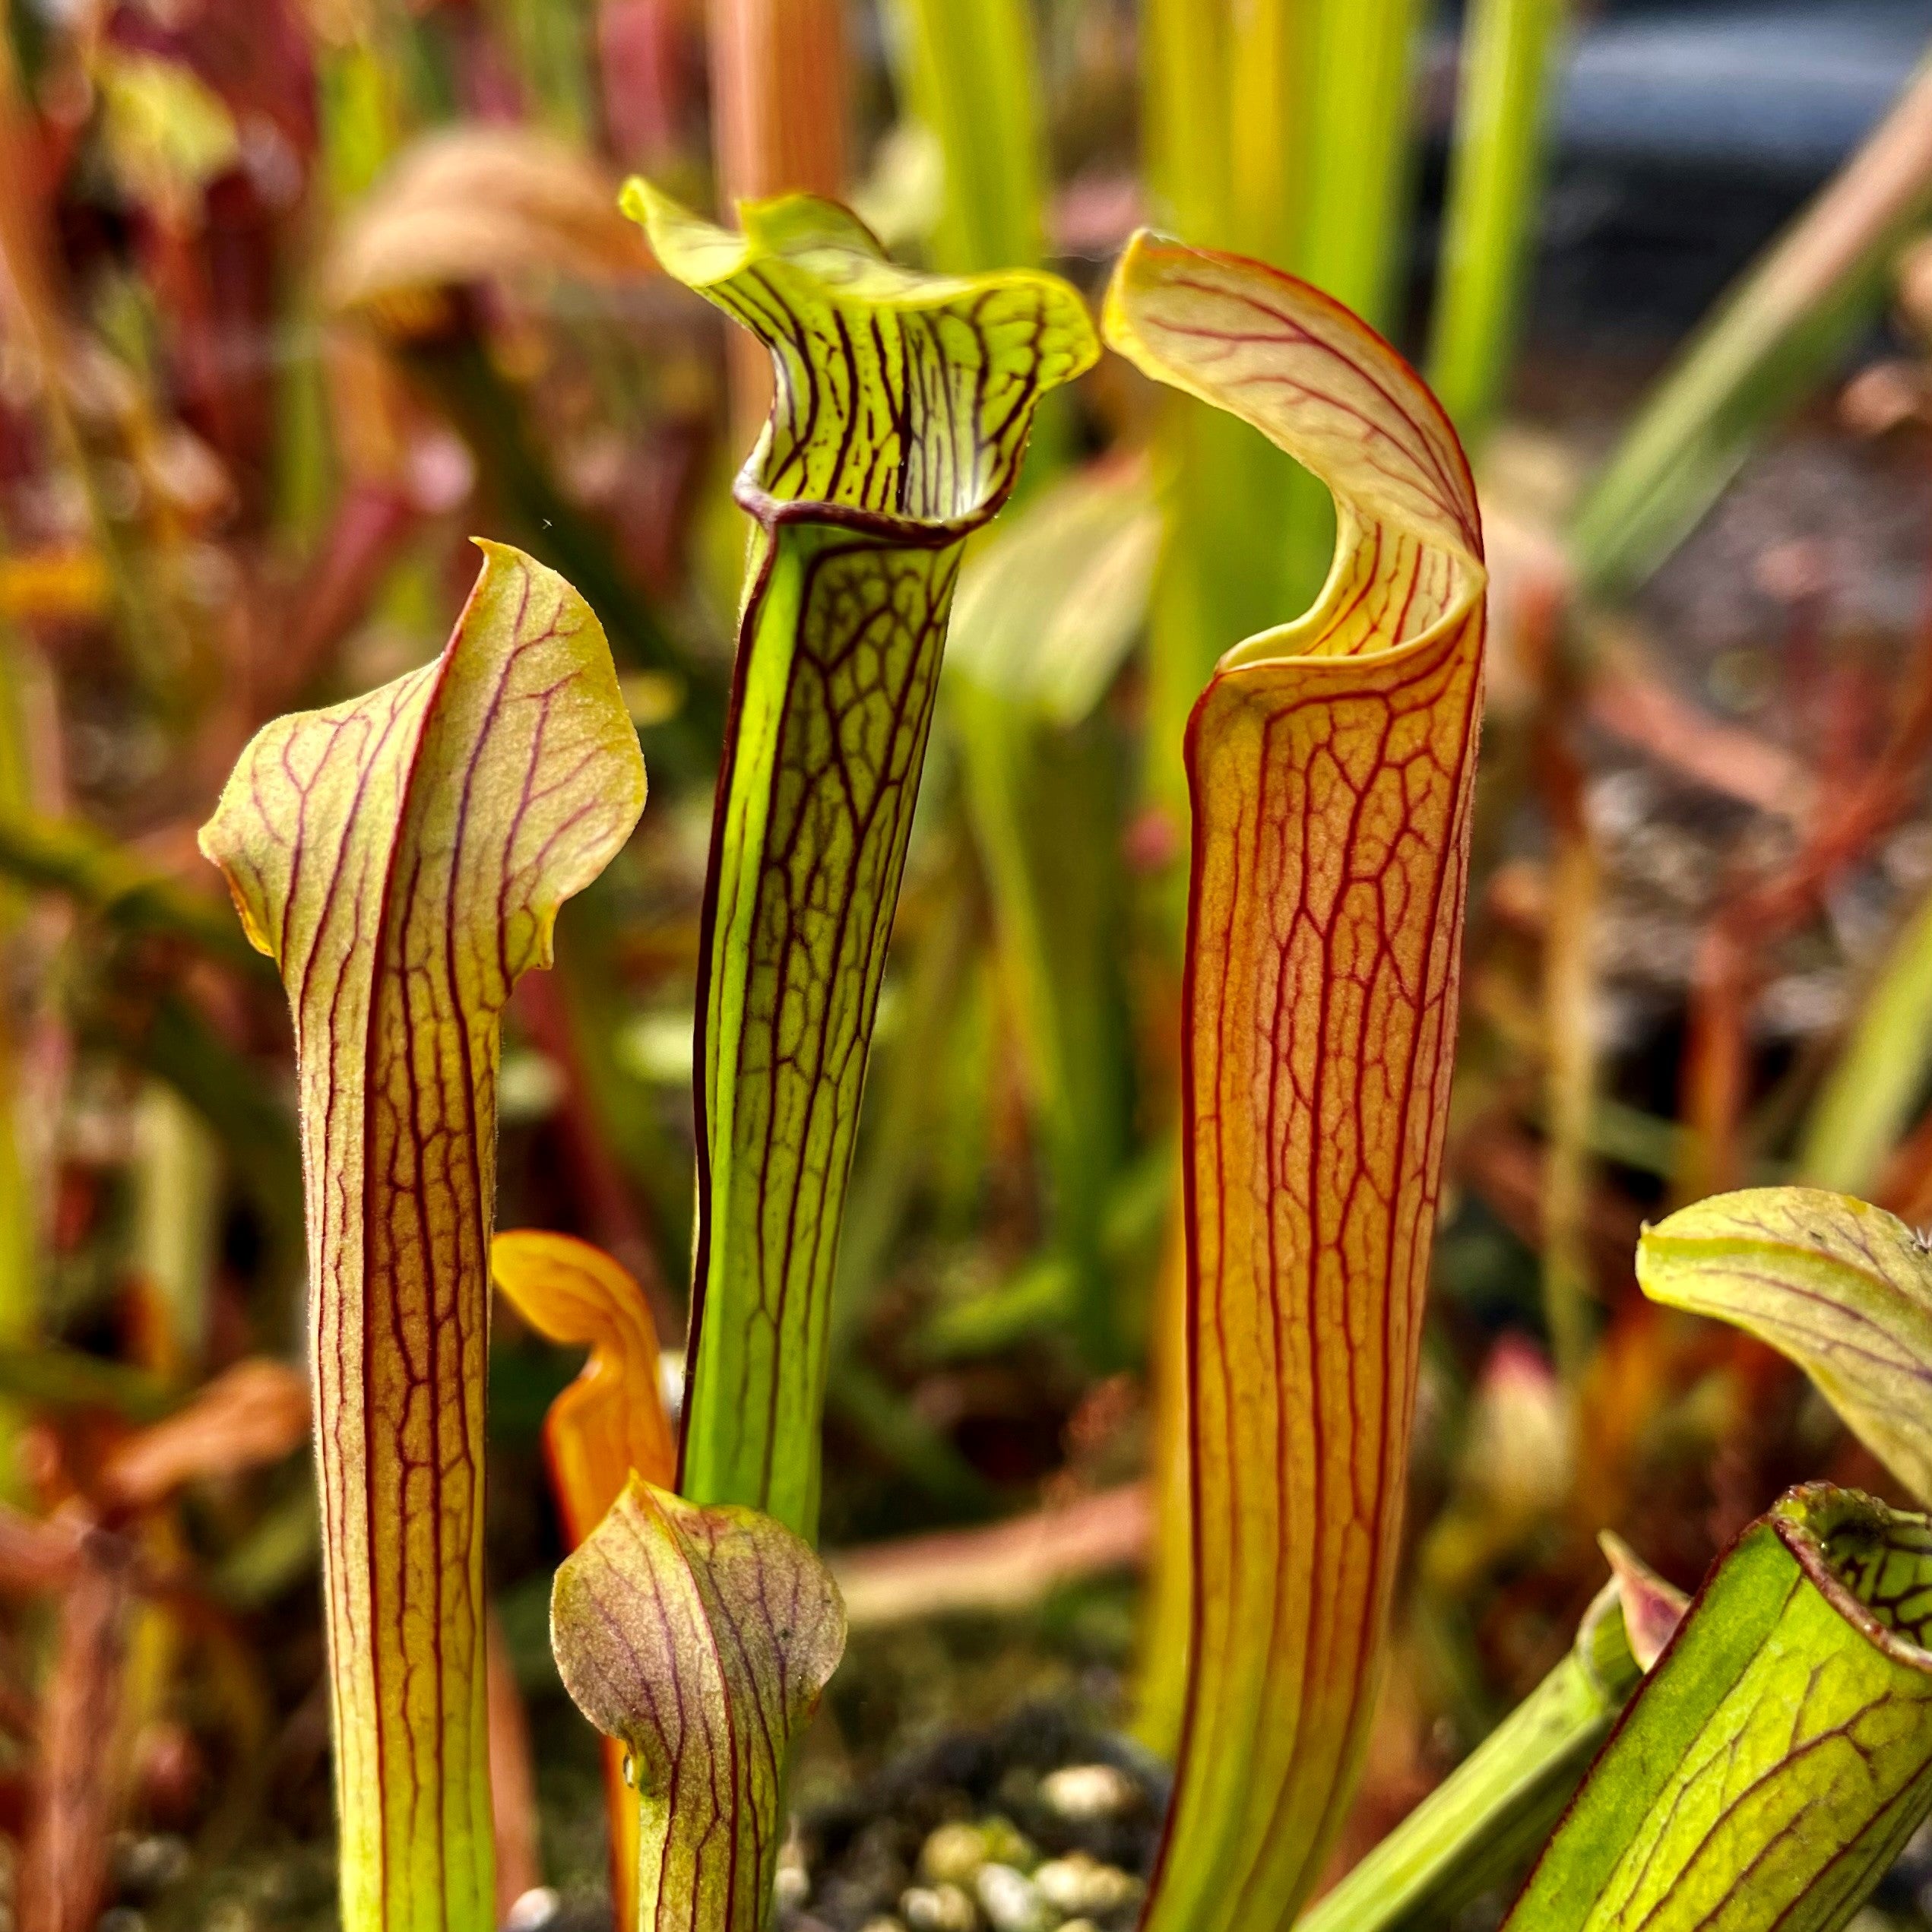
[491,1230,675,1544]
[490,1229,676,1928]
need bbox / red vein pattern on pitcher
[626,185,1097,1538]
[200,545,645,1932]
[1103,233,1487,1932]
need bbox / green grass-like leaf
[1569,54,1932,597]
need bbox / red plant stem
[707,0,847,210]
[603,0,704,170]
[705,0,849,442]
[486,1613,542,1919]
[1522,579,1601,1376]
[1458,1110,1648,1282]
[1676,581,1932,1201]
[18,1531,131,1932]
[1586,654,1814,824]
[829,1482,1149,1627]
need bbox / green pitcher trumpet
[626,183,1097,1540]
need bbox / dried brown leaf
[324,126,653,315]
[96,1358,309,1512]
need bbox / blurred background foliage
[5,0,1932,1927]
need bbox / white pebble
[1034,1854,1142,1918]
[504,1891,560,1932]
[901,1883,978,1932]
[975,1864,1050,1932]
[920,1821,990,1886]
[1039,1764,1137,1822]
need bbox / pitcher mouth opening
[627,179,1098,545]
[1773,1483,1932,1676]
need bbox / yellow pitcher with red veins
[1104,233,1487,1932]
[200,545,646,1932]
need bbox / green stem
[1298,1587,1639,1931]
[958,692,1134,1368]
[0,1343,177,1420]
[0,632,40,1496]
[100,990,304,1300]
[886,0,1045,275]
[131,1081,221,1376]
[1798,879,1932,1194]
[1427,0,1573,443]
